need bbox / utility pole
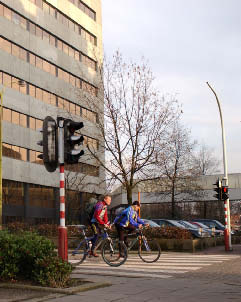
[207,82,232,251]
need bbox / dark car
[191,219,234,234]
[152,219,207,238]
[177,220,211,238]
[152,219,202,238]
[190,221,223,236]
[152,219,185,229]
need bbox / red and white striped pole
[224,199,230,251]
[58,164,68,260]
[57,117,68,261]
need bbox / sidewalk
[195,243,241,255]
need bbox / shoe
[119,253,125,258]
[89,251,99,257]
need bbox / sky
[101,0,241,174]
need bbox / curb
[0,281,112,295]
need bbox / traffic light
[213,179,222,200]
[64,119,84,164]
[221,186,229,201]
[37,116,58,172]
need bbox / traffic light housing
[37,116,58,172]
[222,186,229,201]
[64,119,84,164]
[213,179,222,200]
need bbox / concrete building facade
[111,174,241,208]
[0,0,104,224]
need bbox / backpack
[114,207,126,224]
[85,198,98,223]
[115,207,125,216]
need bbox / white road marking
[70,253,240,279]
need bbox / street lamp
[0,79,25,229]
[206,82,232,251]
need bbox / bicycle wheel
[102,238,128,267]
[138,237,161,263]
[70,241,88,266]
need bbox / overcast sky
[101,0,241,174]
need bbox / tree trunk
[126,186,133,205]
[203,201,207,218]
[171,182,175,219]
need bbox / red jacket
[92,201,108,225]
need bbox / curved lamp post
[206,82,232,251]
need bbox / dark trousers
[115,223,136,246]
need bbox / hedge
[4,222,192,240]
[0,230,73,287]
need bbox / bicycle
[69,225,127,267]
[102,226,161,266]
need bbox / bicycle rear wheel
[138,237,161,263]
[102,238,128,267]
[70,241,88,266]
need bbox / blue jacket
[114,206,146,228]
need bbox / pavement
[0,244,240,302]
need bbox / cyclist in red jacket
[90,195,112,257]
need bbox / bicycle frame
[72,226,109,256]
[126,230,150,252]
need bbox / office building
[0,0,104,224]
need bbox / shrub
[0,230,73,287]
[109,225,191,239]
[5,222,30,233]
[35,224,58,237]
[4,222,192,240]
[4,222,85,237]
[0,231,20,280]
[143,226,192,239]
[33,256,73,287]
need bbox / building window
[2,179,24,205]
[1,71,98,124]
[0,3,97,68]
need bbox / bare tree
[81,52,180,204]
[191,144,222,218]
[192,143,221,175]
[156,121,202,218]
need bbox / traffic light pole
[207,82,232,251]
[58,117,68,260]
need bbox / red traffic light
[221,186,229,201]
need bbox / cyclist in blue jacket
[114,201,149,254]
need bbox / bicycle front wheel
[102,238,128,267]
[70,241,88,266]
[138,238,161,263]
